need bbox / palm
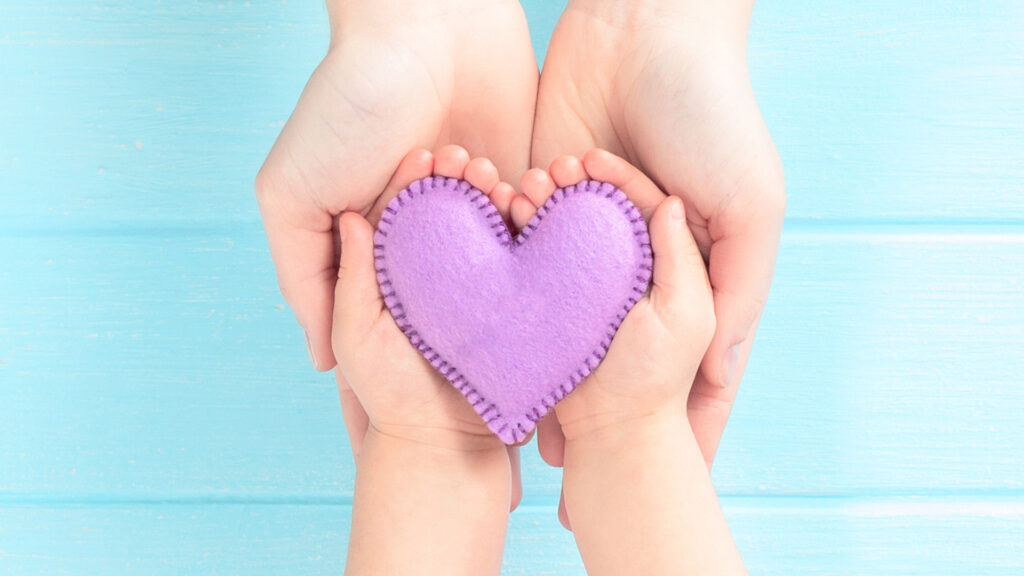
[259,2,537,221]
[256,0,538,372]
[555,301,692,428]
[344,315,496,441]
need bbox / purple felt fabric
[374,175,652,444]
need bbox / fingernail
[721,343,740,387]
[305,330,319,369]
[338,220,347,243]
[670,199,684,221]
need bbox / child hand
[510,149,715,442]
[557,198,714,440]
[331,148,517,454]
[335,153,520,576]
[510,150,743,575]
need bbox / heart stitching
[373,175,652,444]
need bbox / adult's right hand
[256,0,537,375]
[254,2,538,499]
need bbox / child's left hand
[335,151,519,576]
[331,148,517,455]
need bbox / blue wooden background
[2,1,1022,574]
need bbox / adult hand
[254,1,538,502]
[256,0,537,373]
[529,0,785,474]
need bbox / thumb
[332,212,382,357]
[699,197,784,388]
[648,197,714,335]
[254,177,338,372]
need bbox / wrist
[364,422,507,459]
[561,400,690,453]
[348,425,510,575]
[560,397,746,574]
[565,0,753,44]
[328,0,519,39]
[556,381,690,444]
[358,426,510,497]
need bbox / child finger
[648,197,715,331]
[333,212,382,349]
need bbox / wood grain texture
[1,502,1022,575]
[2,232,1020,499]
[1,0,1023,573]
[751,1,1024,222]
[1,0,1021,227]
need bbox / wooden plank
[2,230,1021,498]
[714,226,1024,494]
[0,500,1022,575]
[1,0,1021,227]
[750,0,1024,221]
[0,1,327,227]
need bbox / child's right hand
[555,194,716,442]
[332,210,503,452]
[510,149,716,443]
[512,150,743,575]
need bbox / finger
[510,194,538,230]
[433,144,472,178]
[520,168,556,208]
[332,212,382,355]
[581,148,665,222]
[363,148,434,227]
[558,486,572,531]
[700,193,785,389]
[508,445,524,512]
[547,155,586,188]
[687,357,744,469]
[465,156,501,197]
[489,182,516,227]
[254,186,338,371]
[648,197,714,324]
[536,411,565,468]
[335,370,370,460]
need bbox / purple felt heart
[373,175,652,444]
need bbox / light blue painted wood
[2,232,1020,499]
[750,1,1024,222]
[1,0,1021,227]
[1,502,1022,575]
[1,0,1023,573]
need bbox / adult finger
[335,371,370,460]
[508,445,523,512]
[536,411,565,468]
[254,182,338,372]
[700,190,785,390]
[558,486,572,531]
[687,350,745,469]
